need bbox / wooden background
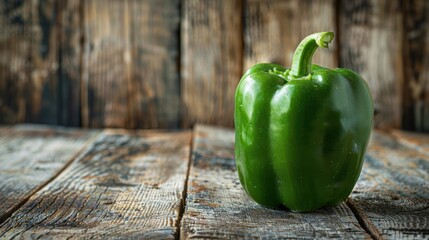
[0,0,428,131]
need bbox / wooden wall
[0,0,428,131]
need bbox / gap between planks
[0,125,194,239]
[3,125,424,239]
[181,124,370,239]
[0,127,193,239]
[0,127,101,226]
[346,198,383,240]
[175,124,372,240]
[175,130,195,240]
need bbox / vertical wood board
[82,0,181,129]
[26,0,59,124]
[402,0,429,132]
[181,0,243,128]
[81,0,132,128]
[0,0,31,124]
[57,0,82,127]
[243,0,337,71]
[339,0,404,129]
[128,0,180,129]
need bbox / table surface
[0,124,427,239]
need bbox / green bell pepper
[234,32,373,212]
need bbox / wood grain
[128,0,180,129]
[81,0,132,128]
[243,0,337,71]
[391,130,429,156]
[0,129,192,239]
[0,0,83,126]
[26,0,59,124]
[339,0,404,129]
[82,0,180,129]
[181,0,243,128]
[57,0,82,127]
[350,131,429,239]
[0,0,31,124]
[402,0,429,132]
[0,124,98,223]
[181,125,369,239]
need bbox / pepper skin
[234,32,373,212]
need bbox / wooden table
[0,124,427,239]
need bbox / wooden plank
[339,0,404,130]
[349,131,429,239]
[0,126,13,145]
[0,0,81,126]
[243,0,337,71]
[128,0,180,129]
[0,124,98,224]
[26,0,59,124]
[391,130,429,155]
[57,0,82,127]
[0,129,192,239]
[81,0,132,128]
[0,0,31,124]
[181,125,369,239]
[82,0,180,129]
[402,0,429,132]
[181,0,243,128]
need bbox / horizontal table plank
[391,130,429,156]
[0,124,99,223]
[0,129,192,239]
[350,131,429,239]
[181,125,369,239]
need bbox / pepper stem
[289,32,334,78]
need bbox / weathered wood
[181,0,243,128]
[0,0,82,126]
[402,0,429,132]
[339,0,404,129]
[57,0,82,127]
[26,0,59,124]
[391,130,429,156]
[82,0,180,129]
[0,124,98,224]
[349,131,429,239]
[0,129,192,239]
[0,0,31,124]
[243,0,337,71]
[181,125,368,239]
[81,0,132,128]
[128,0,180,129]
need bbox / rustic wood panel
[339,0,404,129]
[181,0,243,128]
[0,0,82,126]
[81,0,132,128]
[243,0,337,71]
[57,0,82,126]
[0,124,98,224]
[402,0,429,132]
[26,0,59,124]
[128,0,180,129]
[82,0,180,129]
[0,0,31,124]
[181,125,369,239]
[0,129,192,239]
[349,131,429,239]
